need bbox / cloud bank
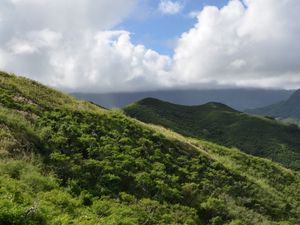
[1,0,300,92]
[173,0,300,89]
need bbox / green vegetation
[124,98,300,170]
[280,118,300,127]
[1,71,300,224]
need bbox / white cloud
[1,0,300,92]
[7,29,62,55]
[0,0,171,91]
[159,0,183,15]
[48,31,172,92]
[1,0,137,33]
[0,0,174,92]
[173,0,300,89]
[1,23,172,92]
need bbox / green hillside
[1,71,300,224]
[124,98,300,171]
[248,89,300,120]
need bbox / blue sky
[118,0,228,55]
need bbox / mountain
[72,88,293,111]
[1,71,300,224]
[248,89,300,120]
[124,98,300,171]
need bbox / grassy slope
[1,72,300,225]
[124,98,300,171]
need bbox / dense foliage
[124,98,300,170]
[1,72,300,224]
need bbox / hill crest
[136,97,238,112]
[124,97,300,171]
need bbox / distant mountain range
[72,89,293,111]
[248,89,300,120]
[124,98,300,170]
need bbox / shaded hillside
[124,98,300,171]
[1,72,300,224]
[249,89,300,120]
[72,88,292,110]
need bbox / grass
[0,71,300,224]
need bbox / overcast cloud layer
[1,0,300,92]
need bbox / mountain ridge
[137,97,238,112]
[124,97,300,171]
[248,89,300,120]
[72,88,293,110]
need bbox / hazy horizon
[72,88,294,110]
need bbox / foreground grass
[0,71,299,224]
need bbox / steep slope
[124,98,300,171]
[1,72,300,224]
[249,89,300,120]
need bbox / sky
[0,0,300,93]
